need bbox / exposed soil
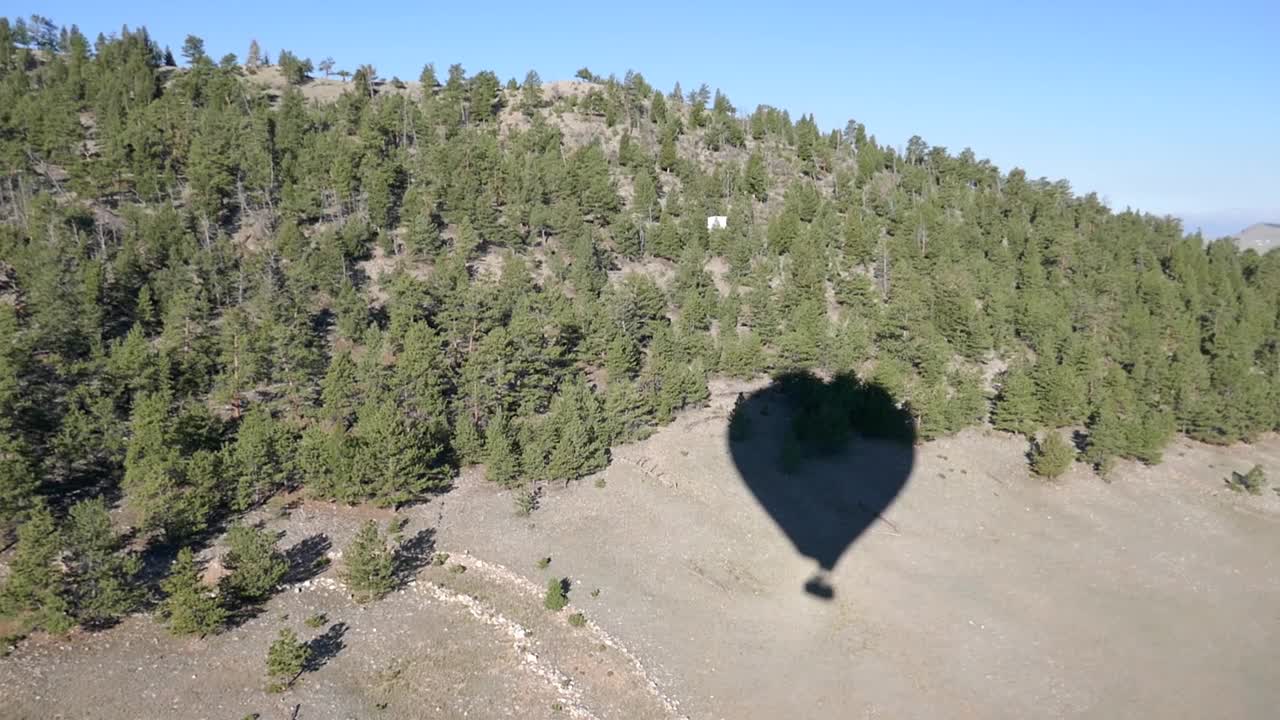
[2,379,1277,719]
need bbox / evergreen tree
[744,150,768,201]
[342,520,396,603]
[0,503,73,632]
[602,379,656,444]
[543,577,569,611]
[159,547,226,637]
[181,35,206,66]
[277,50,313,84]
[0,433,38,529]
[353,399,451,506]
[229,406,291,511]
[469,70,501,122]
[220,525,288,605]
[659,129,678,171]
[484,412,521,486]
[992,369,1040,436]
[632,168,659,223]
[520,69,542,116]
[266,628,310,688]
[545,381,609,483]
[1034,361,1084,428]
[1083,402,1126,475]
[1031,431,1075,479]
[606,333,640,382]
[64,498,141,627]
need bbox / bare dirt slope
[1235,222,1280,253]
[435,379,1280,720]
[2,379,1277,719]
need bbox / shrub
[568,612,586,627]
[448,563,467,574]
[1031,432,1074,479]
[304,613,327,629]
[431,552,450,566]
[388,516,408,536]
[1226,464,1268,495]
[544,577,568,611]
[536,557,551,570]
[514,487,540,516]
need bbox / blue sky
[27,1,1280,236]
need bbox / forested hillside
[1,17,1277,633]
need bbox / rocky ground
[2,379,1278,719]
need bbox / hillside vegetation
[0,17,1277,635]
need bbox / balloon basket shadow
[804,572,834,600]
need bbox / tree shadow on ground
[304,621,348,672]
[728,370,915,600]
[393,528,437,587]
[284,533,332,584]
[222,603,266,631]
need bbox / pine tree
[606,333,640,382]
[571,143,620,219]
[64,498,141,627]
[658,129,678,172]
[0,503,73,633]
[321,348,362,426]
[419,62,438,88]
[992,369,1040,436]
[602,379,656,444]
[159,547,226,637]
[548,414,595,483]
[451,413,485,466]
[484,413,520,486]
[342,520,395,603]
[220,525,288,605]
[1083,402,1126,474]
[0,433,38,529]
[1035,361,1084,428]
[546,381,608,483]
[229,406,290,511]
[520,69,542,116]
[469,70,501,122]
[745,151,768,201]
[353,399,451,506]
[181,35,206,66]
[543,577,568,611]
[266,628,311,688]
[1031,431,1075,479]
[632,169,658,222]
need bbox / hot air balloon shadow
[728,370,915,600]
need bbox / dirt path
[2,379,1277,719]
[0,505,678,720]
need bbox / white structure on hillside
[706,215,728,231]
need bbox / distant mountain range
[1234,223,1280,253]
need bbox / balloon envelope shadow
[728,371,915,600]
